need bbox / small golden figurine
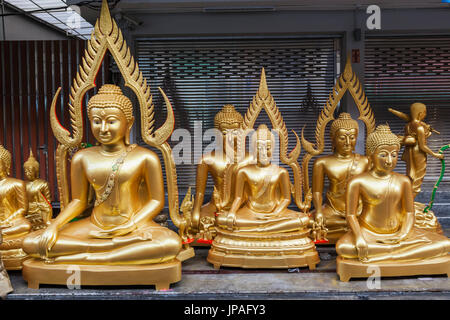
[23,149,53,231]
[188,105,252,245]
[207,69,320,270]
[0,231,13,297]
[0,145,31,270]
[21,0,192,290]
[302,57,375,244]
[311,113,369,243]
[336,125,450,281]
[389,103,443,232]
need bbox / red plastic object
[314,239,330,244]
[182,238,195,244]
[197,239,213,244]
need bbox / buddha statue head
[87,84,135,146]
[410,102,427,121]
[254,124,275,167]
[24,149,40,181]
[366,125,401,174]
[330,113,359,156]
[0,145,11,179]
[214,104,244,158]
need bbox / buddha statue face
[0,146,11,179]
[215,105,244,152]
[366,125,401,174]
[24,151,40,181]
[255,124,274,167]
[87,85,134,146]
[330,113,359,156]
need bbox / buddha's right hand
[356,237,369,262]
[38,224,58,259]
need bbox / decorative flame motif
[50,0,186,238]
[242,68,310,211]
[301,56,376,192]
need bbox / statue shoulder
[347,172,368,187]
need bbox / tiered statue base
[207,228,319,269]
[22,258,182,290]
[336,255,450,282]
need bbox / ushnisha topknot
[214,104,244,130]
[87,84,133,122]
[0,145,12,174]
[330,112,359,139]
[366,124,401,155]
[24,149,39,171]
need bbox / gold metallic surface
[207,70,320,269]
[389,103,443,233]
[336,125,450,281]
[24,149,52,231]
[301,57,375,244]
[22,0,189,288]
[188,105,253,244]
[0,145,31,270]
[311,113,369,243]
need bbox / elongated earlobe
[125,117,135,145]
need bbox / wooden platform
[22,258,182,290]
[336,255,450,282]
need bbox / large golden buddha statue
[336,125,450,281]
[0,145,31,270]
[189,104,252,244]
[311,113,369,243]
[22,0,191,289]
[23,150,53,231]
[207,69,319,269]
[389,103,443,233]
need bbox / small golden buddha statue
[336,125,450,281]
[0,145,31,270]
[23,150,53,231]
[0,233,13,297]
[311,113,369,243]
[208,124,319,269]
[389,103,443,232]
[189,105,252,244]
[23,85,182,267]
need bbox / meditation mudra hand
[336,125,450,263]
[23,85,181,265]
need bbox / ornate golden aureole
[186,104,253,245]
[22,0,192,290]
[389,103,443,233]
[301,57,376,244]
[336,125,450,282]
[207,69,320,269]
[0,145,31,270]
[23,149,53,231]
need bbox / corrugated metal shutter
[365,36,450,187]
[135,37,339,193]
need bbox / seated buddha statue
[23,85,182,267]
[189,105,252,244]
[336,125,450,281]
[208,124,319,269]
[0,145,31,270]
[23,150,53,231]
[311,113,369,243]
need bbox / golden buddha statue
[0,145,31,270]
[21,0,192,289]
[0,231,13,297]
[209,124,319,269]
[311,113,369,243]
[189,104,253,244]
[23,149,53,231]
[207,69,319,270]
[389,103,443,232]
[336,125,450,281]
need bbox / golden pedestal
[22,258,182,290]
[207,229,320,269]
[336,255,450,282]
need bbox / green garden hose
[423,144,450,213]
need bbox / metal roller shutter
[365,36,450,188]
[135,37,340,193]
